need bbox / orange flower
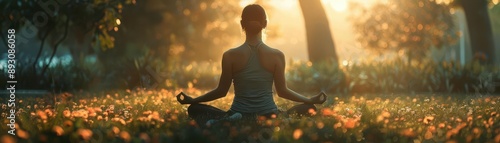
[44,109,53,117]
[77,129,93,140]
[37,110,47,120]
[321,108,334,116]
[17,129,29,139]
[381,111,391,118]
[333,122,342,129]
[438,123,446,128]
[344,118,357,129]
[293,129,303,140]
[308,108,317,116]
[428,126,436,133]
[316,122,325,129]
[112,126,120,135]
[0,135,16,143]
[467,116,473,122]
[424,131,433,140]
[494,134,500,143]
[400,128,416,137]
[52,126,64,136]
[423,116,434,124]
[63,120,73,127]
[139,133,151,142]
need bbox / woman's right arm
[273,51,315,104]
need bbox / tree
[454,0,496,65]
[298,0,339,64]
[350,0,459,64]
[0,0,133,72]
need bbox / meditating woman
[177,4,326,126]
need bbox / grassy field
[1,88,500,143]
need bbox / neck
[245,32,263,46]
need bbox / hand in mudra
[176,92,194,104]
[309,92,327,104]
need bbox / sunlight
[239,0,256,8]
[268,0,297,10]
[322,0,348,12]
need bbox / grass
[1,88,500,143]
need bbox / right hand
[308,92,327,104]
[176,92,195,104]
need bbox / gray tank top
[230,43,278,115]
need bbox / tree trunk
[298,0,338,64]
[460,0,496,65]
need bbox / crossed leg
[187,103,317,126]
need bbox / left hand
[308,92,327,104]
[176,92,195,104]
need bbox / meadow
[1,88,499,143]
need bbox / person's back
[176,4,327,127]
[231,42,277,115]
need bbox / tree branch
[33,25,54,74]
[42,15,70,76]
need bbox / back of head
[241,4,267,35]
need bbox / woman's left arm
[188,51,233,103]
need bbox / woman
[177,4,326,126]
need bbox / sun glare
[322,0,348,12]
[268,0,297,10]
[239,0,256,8]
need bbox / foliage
[285,58,500,94]
[350,0,459,62]
[0,56,99,91]
[0,0,133,49]
[1,90,500,142]
[105,0,243,64]
[286,60,345,93]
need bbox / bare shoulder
[261,44,284,58]
[223,45,246,58]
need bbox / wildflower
[467,116,473,122]
[44,109,53,117]
[424,131,433,140]
[321,108,334,116]
[438,123,446,128]
[119,131,131,142]
[52,126,64,136]
[143,110,152,115]
[423,116,434,124]
[485,97,491,103]
[308,108,317,115]
[428,126,436,133]
[293,129,303,140]
[77,129,93,140]
[112,126,120,135]
[0,134,16,143]
[494,134,500,143]
[381,111,391,118]
[63,120,73,127]
[17,129,29,139]
[139,133,150,143]
[376,115,384,122]
[37,110,48,120]
[316,122,325,129]
[400,128,416,137]
[491,112,497,116]
[119,119,127,125]
[344,118,357,129]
